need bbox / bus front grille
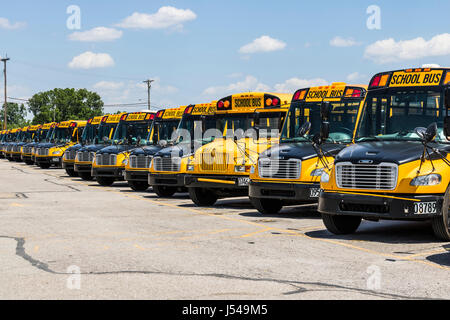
[336,162,398,190]
[258,159,301,179]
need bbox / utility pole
[1,55,10,130]
[143,79,154,111]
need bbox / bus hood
[259,142,344,161]
[65,143,82,152]
[154,144,186,158]
[129,145,163,157]
[96,145,135,155]
[78,144,108,153]
[335,141,450,165]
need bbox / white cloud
[364,33,450,64]
[117,6,197,30]
[203,76,270,97]
[330,36,359,47]
[0,17,26,30]
[68,27,123,42]
[68,52,115,69]
[422,63,441,68]
[93,81,124,90]
[274,78,328,93]
[346,72,368,83]
[239,36,286,54]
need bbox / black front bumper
[125,170,148,182]
[11,153,22,161]
[149,173,185,187]
[35,156,62,167]
[22,154,32,162]
[318,190,444,220]
[249,180,320,202]
[74,163,92,173]
[92,167,125,180]
[184,174,249,195]
[62,161,74,170]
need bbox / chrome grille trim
[335,162,398,190]
[199,152,228,172]
[258,159,301,179]
[153,157,181,172]
[64,150,77,161]
[37,148,49,156]
[95,154,117,166]
[130,155,152,169]
[76,151,95,162]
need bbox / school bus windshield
[96,123,117,144]
[81,123,99,144]
[51,127,74,143]
[281,100,361,143]
[174,114,216,144]
[19,130,34,142]
[113,121,150,145]
[355,88,447,143]
[148,119,180,143]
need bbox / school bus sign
[389,70,443,87]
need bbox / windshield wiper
[356,136,382,142]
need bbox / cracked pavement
[0,161,449,299]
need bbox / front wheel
[188,187,218,206]
[153,185,176,197]
[96,177,115,186]
[322,213,362,235]
[25,160,34,165]
[78,172,93,181]
[39,163,51,169]
[250,197,282,215]
[128,181,149,192]
[431,186,450,241]
[65,168,78,177]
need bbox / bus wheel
[128,181,149,192]
[65,168,78,177]
[153,185,176,197]
[25,160,34,165]
[250,197,282,215]
[97,177,115,186]
[431,186,450,241]
[78,172,93,181]
[39,163,51,169]
[322,213,361,235]
[188,187,218,206]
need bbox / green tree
[28,88,104,124]
[0,102,30,129]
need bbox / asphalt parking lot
[0,160,449,300]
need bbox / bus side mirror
[321,121,330,140]
[297,122,311,137]
[320,102,331,120]
[445,87,450,109]
[444,117,450,138]
[201,116,207,132]
[94,137,99,144]
[252,113,260,140]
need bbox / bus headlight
[187,165,194,171]
[311,168,325,177]
[321,172,330,183]
[234,165,246,173]
[250,166,256,174]
[122,159,128,166]
[53,150,62,156]
[410,174,441,186]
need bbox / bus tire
[25,160,34,165]
[431,186,450,241]
[65,168,78,177]
[322,213,361,235]
[153,185,176,197]
[188,187,218,206]
[39,163,51,169]
[97,177,115,186]
[128,181,149,192]
[250,197,282,215]
[78,172,93,181]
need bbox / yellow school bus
[35,120,87,169]
[4,128,23,161]
[248,83,367,214]
[125,106,185,191]
[74,113,125,181]
[0,130,6,158]
[183,92,291,206]
[62,116,103,177]
[92,112,155,186]
[19,125,42,163]
[148,102,217,197]
[30,122,57,164]
[318,68,450,240]
[7,126,32,162]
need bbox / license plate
[413,201,437,215]
[310,188,320,198]
[52,158,59,162]
[237,177,250,186]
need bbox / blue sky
[1,0,450,114]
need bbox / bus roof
[216,92,292,113]
[292,83,367,103]
[42,122,57,130]
[368,67,450,90]
[102,113,125,124]
[88,116,104,125]
[155,106,186,120]
[184,102,217,116]
[57,120,87,128]
[28,125,42,131]
[122,111,156,122]
[10,128,21,133]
